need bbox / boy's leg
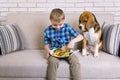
[68,54,81,80]
[47,56,59,80]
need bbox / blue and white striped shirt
[44,23,79,50]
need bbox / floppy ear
[86,16,95,30]
[79,15,82,24]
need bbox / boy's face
[51,20,64,30]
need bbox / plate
[50,48,73,58]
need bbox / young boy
[44,8,83,80]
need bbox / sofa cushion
[0,48,1,55]
[118,44,120,57]
[102,24,120,56]
[0,50,120,79]
[0,50,70,78]
[7,13,51,49]
[7,13,114,50]
[0,24,24,55]
[77,51,120,79]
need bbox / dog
[79,11,102,57]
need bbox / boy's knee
[48,56,59,64]
[69,54,80,64]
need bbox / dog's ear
[79,15,82,24]
[91,13,101,32]
[86,16,96,30]
[94,24,100,32]
[79,12,88,24]
[79,16,81,24]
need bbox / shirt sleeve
[68,24,79,37]
[44,29,50,45]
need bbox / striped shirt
[44,23,79,50]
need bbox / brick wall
[0,0,120,24]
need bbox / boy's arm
[68,34,83,49]
[44,29,51,58]
[44,44,51,58]
[71,34,83,43]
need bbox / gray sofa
[0,12,120,80]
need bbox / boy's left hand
[67,41,75,49]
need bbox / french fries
[61,46,71,52]
[53,46,71,57]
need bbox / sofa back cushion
[7,13,50,49]
[6,13,114,49]
[118,43,120,57]
[102,24,120,56]
[0,24,24,55]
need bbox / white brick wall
[0,0,120,24]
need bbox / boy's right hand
[46,53,50,59]
[44,45,51,59]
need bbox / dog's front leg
[94,30,102,57]
[82,38,87,56]
[94,43,99,57]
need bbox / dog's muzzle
[79,24,85,31]
[79,25,82,30]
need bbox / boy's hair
[50,8,65,22]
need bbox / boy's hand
[68,34,83,49]
[46,53,50,59]
[67,41,75,49]
[44,45,51,59]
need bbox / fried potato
[61,46,71,52]
[53,46,71,57]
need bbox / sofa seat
[78,51,120,79]
[0,50,70,78]
[0,50,120,79]
[0,50,48,78]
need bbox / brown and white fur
[79,11,102,57]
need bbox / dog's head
[79,11,100,32]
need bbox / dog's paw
[94,52,99,57]
[94,44,99,57]
[82,48,87,56]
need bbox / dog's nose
[79,26,82,30]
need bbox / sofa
[0,12,120,80]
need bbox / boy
[44,8,83,80]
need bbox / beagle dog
[79,11,102,57]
